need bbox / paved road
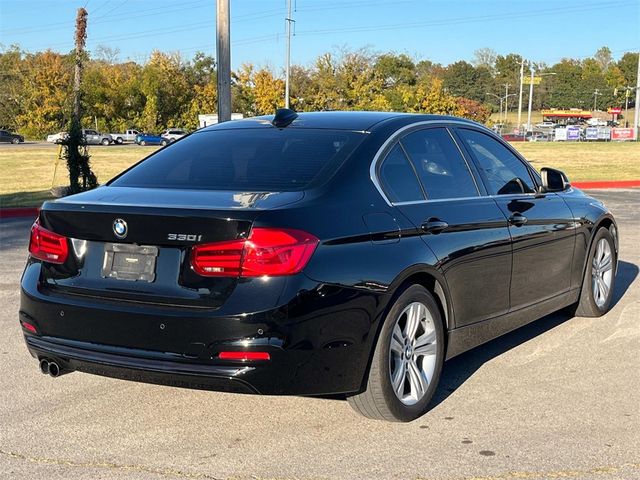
[1,190,638,480]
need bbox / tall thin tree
[62,7,97,195]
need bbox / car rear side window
[400,128,478,200]
[110,128,365,192]
[457,128,536,195]
[378,144,425,203]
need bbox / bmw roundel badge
[113,218,128,239]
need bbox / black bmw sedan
[20,110,618,421]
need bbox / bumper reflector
[20,320,37,334]
[219,351,271,361]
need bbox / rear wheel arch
[355,266,451,395]
[388,267,452,331]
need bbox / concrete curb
[572,180,640,189]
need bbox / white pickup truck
[109,129,141,144]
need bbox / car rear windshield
[110,128,365,191]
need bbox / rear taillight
[28,220,69,264]
[191,227,319,277]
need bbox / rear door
[377,126,512,327]
[454,127,575,310]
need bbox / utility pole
[623,86,634,127]
[73,8,87,125]
[216,0,231,123]
[517,59,524,132]
[284,0,294,109]
[526,66,534,133]
[593,89,601,112]
[634,51,640,140]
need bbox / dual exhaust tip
[39,358,65,378]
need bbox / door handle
[508,212,528,226]
[421,218,449,234]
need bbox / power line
[14,6,286,52]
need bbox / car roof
[200,111,479,133]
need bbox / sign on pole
[522,77,542,85]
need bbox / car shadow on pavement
[610,260,638,308]
[430,259,638,409]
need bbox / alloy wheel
[389,302,437,405]
[592,238,613,308]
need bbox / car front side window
[457,128,536,195]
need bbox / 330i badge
[19,110,618,421]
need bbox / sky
[1,0,639,70]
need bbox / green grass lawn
[0,141,639,208]
[0,145,158,208]
[511,142,640,182]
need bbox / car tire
[140,140,146,146]
[116,137,123,145]
[12,138,19,144]
[101,138,110,146]
[572,226,617,317]
[347,284,445,422]
[161,139,168,146]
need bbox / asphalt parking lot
[0,189,638,480]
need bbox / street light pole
[526,66,555,133]
[634,51,640,140]
[526,67,534,133]
[517,59,524,132]
[503,83,511,123]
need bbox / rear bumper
[20,264,388,396]
[24,334,259,394]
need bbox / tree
[289,65,313,111]
[618,52,639,87]
[493,53,523,108]
[65,7,97,194]
[138,51,191,130]
[13,51,72,137]
[307,53,341,111]
[455,97,491,123]
[185,51,216,87]
[582,58,612,109]
[232,63,257,115]
[253,68,284,115]
[0,45,24,131]
[374,53,416,87]
[442,61,491,102]
[472,48,497,71]
[410,77,462,115]
[94,45,120,64]
[546,59,584,109]
[594,46,613,71]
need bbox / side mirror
[540,167,570,192]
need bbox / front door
[454,127,575,310]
